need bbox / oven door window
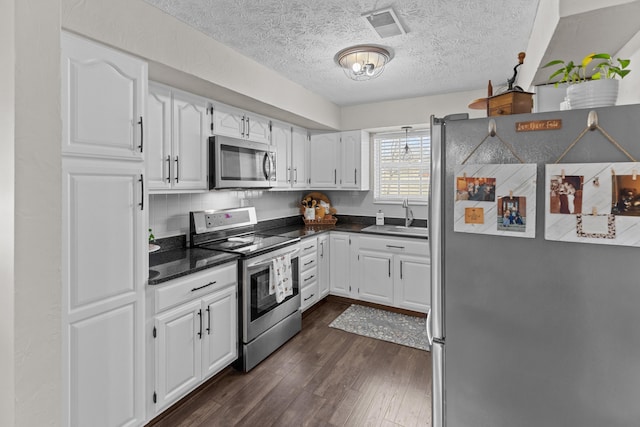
[250,257,299,322]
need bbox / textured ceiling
[144,0,540,106]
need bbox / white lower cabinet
[358,250,394,305]
[329,232,355,298]
[355,235,430,313]
[151,263,237,414]
[396,254,431,312]
[318,234,330,298]
[299,238,319,311]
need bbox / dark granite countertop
[148,247,239,285]
[148,215,427,285]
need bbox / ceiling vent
[362,8,406,39]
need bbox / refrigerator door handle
[426,307,433,345]
[432,342,445,427]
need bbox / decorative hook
[587,110,598,131]
[488,119,497,137]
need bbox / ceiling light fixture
[401,126,413,161]
[335,45,392,81]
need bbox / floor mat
[329,304,430,351]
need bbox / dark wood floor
[150,299,432,427]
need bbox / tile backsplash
[149,190,304,239]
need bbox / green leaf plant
[543,53,631,86]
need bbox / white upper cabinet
[61,32,147,160]
[340,130,370,190]
[172,90,209,190]
[309,131,369,190]
[291,126,310,188]
[212,103,271,144]
[146,83,172,190]
[309,133,340,188]
[270,120,292,188]
[146,83,209,193]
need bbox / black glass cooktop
[198,233,298,256]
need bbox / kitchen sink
[361,224,428,238]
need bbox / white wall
[150,190,305,238]
[14,0,62,425]
[1,0,15,425]
[341,89,486,131]
[616,29,640,105]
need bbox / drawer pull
[304,245,314,250]
[303,260,314,266]
[304,275,315,282]
[386,245,405,249]
[304,293,315,302]
[191,281,216,292]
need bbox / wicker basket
[303,215,338,226]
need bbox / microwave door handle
[268,153,275,180]
[263,153,270,180]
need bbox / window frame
[372,129,431,205]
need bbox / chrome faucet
[402,198,414,227]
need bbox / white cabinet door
[213,105,271,143]
[147,82,172,190]
[271,122,292,188]
[318,235,330,298]
[154,300,202,412]
[61,32,146,160]
[172,90,209,191]
[329,233,352,297]
[397,255,431,312]
[309,133,339,188]
[201,287,237,380]
[212,104,245,139]
[245,112,271,144]
[358,250,394,305]
[291,126,309,188]
[340,130,369,190]
[69,304,141,427]
[62,158,146,427]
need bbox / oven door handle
[246,247,300,269]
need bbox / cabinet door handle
[137,116,144,153]
[197,309,202,339]
[354,168,357,185]
[400,261,403,280]
[334,169,337,185]
[304,293,315,302]
[388,259,391,277]
[246,117,250,138]
[240,117,245,137]
[320,241,324,258]
[166,155,171,183]
[138,174,144,210]
[386,245,405,250]
[191,281,216,292]
[175,156,179,183]
[294,168,298,184]
[287,167,291,183]
[304,275,315,282]
[206,307,211,335]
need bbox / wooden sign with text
[516,119,562,132]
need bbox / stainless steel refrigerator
[428,104,640,427]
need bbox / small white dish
[149,244,161,253]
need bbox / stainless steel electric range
[190,207,301,372]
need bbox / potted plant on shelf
[543,53,631,109]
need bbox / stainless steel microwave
[209,136,277,189]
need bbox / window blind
[373,130,430,202]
